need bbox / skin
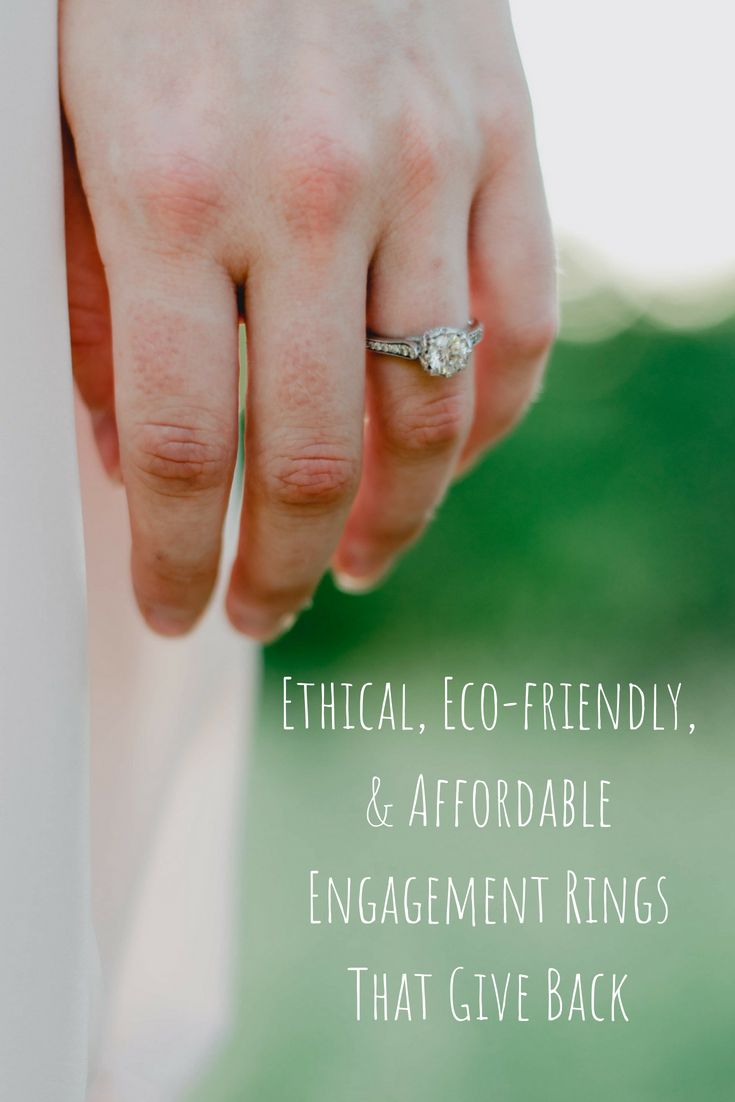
[60,0,557,643]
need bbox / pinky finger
[459,148,558,474]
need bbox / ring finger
[333,204,474,591]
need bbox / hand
[61,0,556,641]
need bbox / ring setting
[366,320,484,378]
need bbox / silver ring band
[366,320,484,378]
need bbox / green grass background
[192,318,735,1101]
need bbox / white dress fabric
[0,7,256,1100]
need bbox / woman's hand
[61,0,556,641]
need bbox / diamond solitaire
[366,319,484,377]
[419,327,473,377]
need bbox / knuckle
[125,152,225,244]
[399,117,445,195]
[273,127,368,240]
[394,105,474,209]
[495,303,559,363]
[129,419,234,496]
[487,385,540,445]
[262,442,360,510]
[486,394,532,441]
[479,87,534,152]
[386,390,471,456]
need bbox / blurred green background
[192,316,735,1101]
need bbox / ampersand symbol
[366,775,393,828]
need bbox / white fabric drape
[0,7,256,1099]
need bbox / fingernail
[332,570,384,595]
[332,544,392,594]
[145,606,195,637]
[91,409,121,482]
[228,604,297,643]
[272,612,298,640]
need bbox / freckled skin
[60,0,556,640]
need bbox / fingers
[64,123,554,643]
[459,146,558,473]
[107,254,240,635]
[332,218,474,591]
[226,250,367,641]
[63,123,119,477]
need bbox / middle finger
[226,238,369,641]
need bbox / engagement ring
[366,320,484,378]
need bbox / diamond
[419,327,472,377]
